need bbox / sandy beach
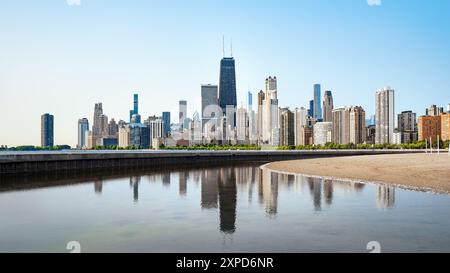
[266,153,450,193]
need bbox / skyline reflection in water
[0,164,447,253]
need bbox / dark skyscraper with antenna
[218,57,237,116]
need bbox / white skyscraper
[375,87,395,144]
[248,110,257,144]
[294,107,307,146]
[148,116,164,145]
[261,76,279,146]
[236,106,248,144]
[190,111,202,145]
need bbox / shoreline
[264,153,450,194]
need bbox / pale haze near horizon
[1,0,449,147]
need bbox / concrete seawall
[0,149,424,175]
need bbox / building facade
[314,122,332,146]
[426,105,444,116]
[298,126,313,146]
[332,106,366,144]
[418,115,441,141]
[441,113,450,141]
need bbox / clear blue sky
[1,0,449,147]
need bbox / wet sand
[266,153,450,193]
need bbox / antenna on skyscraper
[222,35,225,57]
[230,38,233,57]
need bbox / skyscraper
[129,94,139,123]
[308,100,314,117]
[323,90,333,122]
[147,116,164,146]
[294,107,307,146]
[397,111,418,143]
[201,84,218,133]
[313,84,322,120]
[218,57,237,115]
[332,107,350,144]
[375,87,395,144]
[162,112,171,137]
[179,100,187,129]
[418,115,441,141]
[108,118,118,137]
[261,76,279,146]
[77,118,89,149]
[92,103,103,137]
[99,114,109,137]
[441,113,450,141]
[41,113,54,147]
[257,90,265,142]
[332,106,366,144]
[247,91,253,111]
[236,106,248,144]
[349,106,366,145]
[279,108,295,146]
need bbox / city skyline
[1,0,450,146]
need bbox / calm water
[1,162,450,253]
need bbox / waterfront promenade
[0,149,424,175]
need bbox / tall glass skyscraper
[313,84,322,120]
[308,100,314,117]
[162,111,171,137]
[129,94,139,123]
[77,118,89,149]
[218,57,237,115]
[247,91,253,111]
[41,113,54,147]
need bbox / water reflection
[2,163,450,253]
[94,180,103,194]
[376,185,395,209]
[130,176,140,202]
[101,166,399,234]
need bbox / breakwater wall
[0,149,424,175]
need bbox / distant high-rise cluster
[41,44,446,150]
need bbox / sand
[266,153,450,193]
